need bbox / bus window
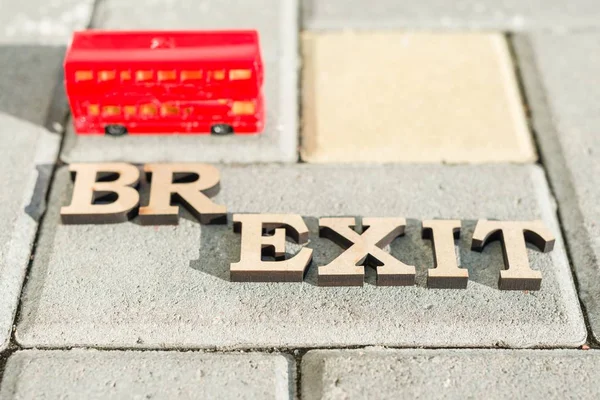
[140,104,157,116]
[181,70,202,81]
[229,69,252,80]
[87,104,99,116]
[98,70,116,82]
[212,70,226,80]
[161,104,179,116]
[102,105,121,116]
[121,71,132,81]
[124,105,136,116]
[75,70,93,82]
[232,101,255,115]
[136,70,153,81]
[158,70,177,81]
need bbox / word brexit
[61,163,556,291]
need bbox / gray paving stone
[0,44,66,129]
[0,114,60,352]
[302,348,600,399]
[0,350,293,399]
[514,33,600,342]
[16,164,585,349]
[60,0,298,164]
[302,0,600,31]
[0,41,65,351]
[0,0,94,45]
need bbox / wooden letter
[471,219,555,290]
[422,220,467,289]
[61,163,140,224]
[139,163,227,225]
[318,217,415,286]
[230,214,313,282]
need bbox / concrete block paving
[1,0,600,398]
[0,350,294,399]
[14,165,585,350]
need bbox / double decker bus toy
[64,30,265,136]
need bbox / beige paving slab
[301,31,536,164]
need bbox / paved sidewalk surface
[302,349,600,399]
[0,350,293,399]
[2,0,600,399]
[514,33,600,343]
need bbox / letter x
[318,217,415,286]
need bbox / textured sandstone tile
[302,349,600,399]
[514,33,600,342]
[302,0,600,31]
[15,164,585,349]
[60,0,298,164]
[301,32,535,164]
[0,350,293,399]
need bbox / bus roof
[65,30,261,65]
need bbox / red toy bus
[64,30,264,136]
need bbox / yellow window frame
[161,104,179,116]
[136,70,154,81]
[102,105,121,116]
[75,70,93,82]
[158,70,177,81]
[87,104,99,116]
[181,70,203,81]
[229,69,252,80]
[140,104,157,116]
[123,105,136,116]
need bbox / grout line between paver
[506,34,597,348]
[9,342,594,353]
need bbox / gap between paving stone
[512,34,600,344]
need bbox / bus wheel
[211,124,234,135]
[105,124,128,136]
